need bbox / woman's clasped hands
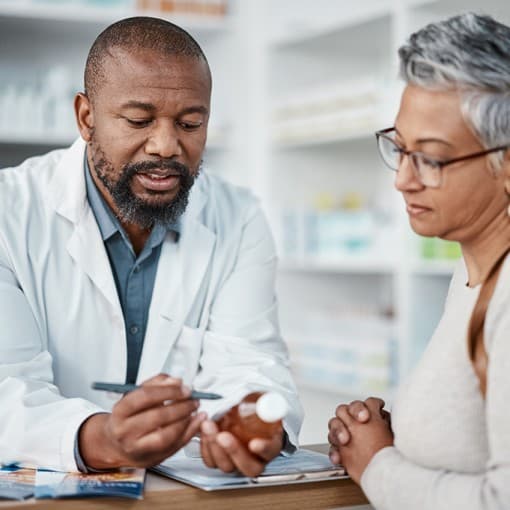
[328,397,394,484]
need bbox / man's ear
[74,92,94,142]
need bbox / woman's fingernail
[338,432,348,444]
[358,409,369,420]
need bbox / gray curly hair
[398,13,510,169]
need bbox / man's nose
[145,120,183,159]
[394,155,423,192]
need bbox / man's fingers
[216,433,265,478]
[209,439,237,473]
[142,373,182,387]
[248,432,283,462]
[200,421,236,472]
[347,400,370,422]
[114,384,191,418]
[180,412,207,446]
[115,399,199,439]
[134,415,194,457]
[200,432,216,468]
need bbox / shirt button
[133,266,140,273]
[130,325,139,335]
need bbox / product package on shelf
[136,0,227,17]
[285,308,396,394]
[271,77,380,145]
[278,195,396,264]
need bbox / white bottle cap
[256,392,288,423]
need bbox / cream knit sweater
[361,257,510,510]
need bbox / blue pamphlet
[35,467,146,500]
[0,465,35,500]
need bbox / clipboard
[151,448,347,491]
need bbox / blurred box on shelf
[280,203,395,261]
[419,236,461,260]
[30,0,135,6]
[271,77,381,144]
[137,0,227,16]
[0,67,77,141]
[285,310,396,394]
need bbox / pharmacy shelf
[273,129,376,150]
[0,1,229,32]
[279,256,396,275]
[0,133,228,152]
[269,1,393,48]
[0,133,76,147]
[296,380,396,406]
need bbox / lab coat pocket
[161,325,204,386]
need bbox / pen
[91,382,222,400]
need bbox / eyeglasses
[375,127,509,188]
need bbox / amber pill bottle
[217,391,288,446]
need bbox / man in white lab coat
[0,17,302,475]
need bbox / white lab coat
[0,138,302,471]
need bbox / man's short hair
[84,16,211,100]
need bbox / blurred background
[1,0,509,445]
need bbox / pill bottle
[217,392,288,446]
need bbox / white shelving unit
[2,0,510,446]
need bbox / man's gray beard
[89,143,198,229]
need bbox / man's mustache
[123,160,191,177]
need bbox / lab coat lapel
[49,138,123,317]
[137,183,216,382]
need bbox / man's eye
[179,121,202,131]
[126,118,152,128]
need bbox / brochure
[35,467,146,500]
[0,464,35,500]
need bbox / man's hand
[328,397,390,465]
[199,419,284,477]
[79,374,206,469]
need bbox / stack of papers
[153,448,347,491]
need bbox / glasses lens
[412,153,441,187]
[377,134,400,171]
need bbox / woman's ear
[501,150,510,217]
[74,92,94,142]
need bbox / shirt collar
[84,153,181,243]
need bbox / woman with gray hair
[328,13,510,509]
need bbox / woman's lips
[135,172,180,192]
[406,204,432,216]
[406,203,432,216]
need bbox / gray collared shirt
[84,157,180,384]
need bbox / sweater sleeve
[361,445,510,510]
